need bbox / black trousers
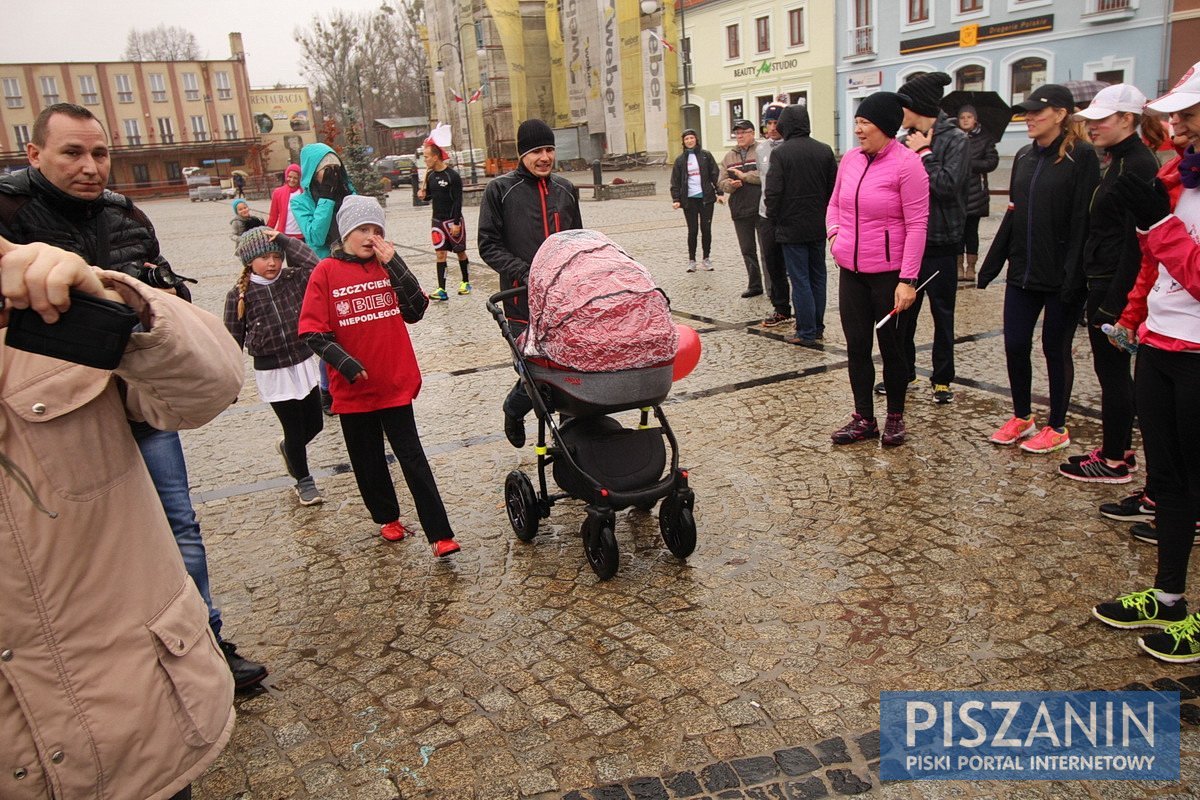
[269,386,324,479]
[1002,284,1081,429]
[961,216,982,256]
[503,321,533,420]
[681,198,714,260]
[732,215,763,292]
[897,252,958,387]
[757,217,789,316]
[1086,282,1135,460]
[1138,346,1200,594]
[339,404,453,541]
[840,269,907,418]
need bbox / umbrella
[1062,80,1110,109]
[940,90,1012,143]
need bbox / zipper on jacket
[538,178,550,240]
[1023,148,1047,288]
[884,230,890,263]
[851,153,875,271]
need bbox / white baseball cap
[1074,84,1147,120]
[1148,62,1200,113]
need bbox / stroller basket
[526,358,673,418]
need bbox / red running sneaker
[431,538,461,558]
[379,521,409,542]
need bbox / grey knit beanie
[336,195,386,240]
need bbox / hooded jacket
[1,273,242,800]
[290,144,356,258]
[267,165,302,234]
[964,125,999,217]
[826,138,930,279]
[764,105,837,243]
[669,139,721,204]
[478,161,583,323]
[899,111,970,250]
[979,133,1100,294]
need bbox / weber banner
[880,691,1180,781]
[598,0,624,154]
[641,27,667,153]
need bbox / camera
[116,261,196,291]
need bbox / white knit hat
[336,195,386,239]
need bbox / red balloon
[672,324,701,381]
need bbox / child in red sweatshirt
[298,195,460,556]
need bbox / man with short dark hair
[718,120,766,298]
[478,118,583,448]
[0,102,267,690]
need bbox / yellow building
[248,87,316,177]
[677,0,836,155]
[0,34,256,195]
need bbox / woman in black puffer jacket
[957,106,998,285]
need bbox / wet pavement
[137,166,1200,799]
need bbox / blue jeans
[134,427,222,638]
[782,242,826,339]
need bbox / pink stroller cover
[524,229,678,372]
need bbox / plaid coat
[223,235,320,370]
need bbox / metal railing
[848,25,875,57]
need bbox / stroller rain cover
[523,229,678,372]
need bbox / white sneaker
[686,260,697,272]
[702,258,714,271]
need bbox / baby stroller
[485,230,697,580]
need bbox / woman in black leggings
[978,84,1099,455]
[669,129,721,271]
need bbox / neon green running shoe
[1092,588,1188,629]
[1140,613,1200,663]
[430,288,449,302]
[457,281,472,295]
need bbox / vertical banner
[619,0,642,153]
[641,27,667,153]
[562,0,589,125]
[599,0,625,153]
[545,0,570,127]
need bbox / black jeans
[269,386,324,479]
[1002,284,1082,429]
[961,216,982,256]
[338,404,453,541]
[897,252,958,387]
[1086,282,1135,460]
[681,198,714,260]
[733,215,763,292]
[757,217,789,316]
[1137,346,1200,594]
[840,269,907,418]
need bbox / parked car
[374,156,417,191]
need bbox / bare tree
[123,25,202,61]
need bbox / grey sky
[4,0,391,88]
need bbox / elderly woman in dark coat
[957,105,999,284]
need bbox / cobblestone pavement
[136,166,1199,799]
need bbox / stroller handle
[485,287,526,325]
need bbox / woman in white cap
[1058,84,1165,485]
[1090,61,1200,662]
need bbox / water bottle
[1101,324,1138,355]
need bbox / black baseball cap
[732,119,754,131]
[1013,84,1074,113]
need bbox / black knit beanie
[897,72,952,118]
[517,119,555,157]
[854,92,908,137]
[681,128,698,148]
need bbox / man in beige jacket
[0,239,243,799]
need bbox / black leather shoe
[220,640,268,690]
[740,288,763,298]
[504,413,526,448]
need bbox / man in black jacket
[478,118,583,447]
[889,73,970,404]
[764,104,836,346]
[0,103,268,691]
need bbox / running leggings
[1002,284,1082,429]
[682,198,714,260]
[840,269,907,418]
[1085,282,1135,460]
[961,216,981,256]
[269,386,324,480]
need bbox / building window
[2,77,22,108]
[166,161,183,183]
[149,73,167,102]
[727,98,745,131]
[182,72,200,101]
[788,8,806,47]
[1010,56,1047,106]
[726,24,740,60]
[850,0,874,56]
[1095,68,1124,84]
[909,0,929,23]
[131,164,151,186]
[215,71,231,100]
[960,0,983,10]
[39,76,59,105]
[115,74,133,103]
[190,115,207,141]
[755,16,771,54]
[222,113,238,140]
[682,37,693,87]
[14,124,31,148]
[956,64,986,91]
[78,74,98,105]
[158,117,175,144]
[756,93,775,126]
[123,119,141,146]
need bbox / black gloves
[313,168,348,203]
[1110,174,1172,230]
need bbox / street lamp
[433,28,486,184]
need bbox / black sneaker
[932,384,954,404]
[741,288,763,298]
[504,412,526,448]
[1068,447,1137,473]
[1140,614,1200,663]
[1058,451,1132,484]
[874,378,918,396]
[220,640,268,690]
[1130,522,1200,546]
[1100,490,1155,522]
[761,312,792,328]
[1092,589,1188,629]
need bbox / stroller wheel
[582,511,619,580]
[659,492,697,559]
[504,471,539,542]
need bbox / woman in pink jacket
[826,91,930,446]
